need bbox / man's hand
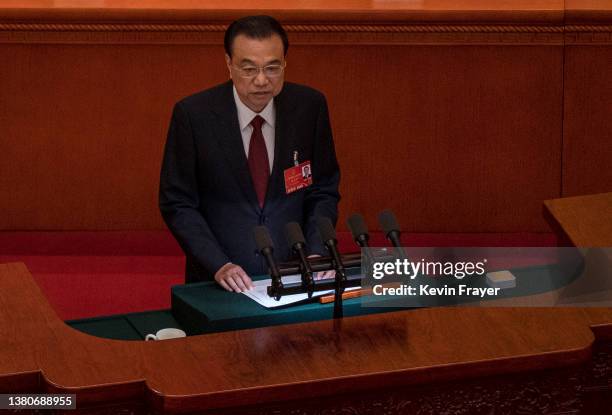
[307,254,336,280]
[214,263,254,292]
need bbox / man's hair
[224,15,289,58]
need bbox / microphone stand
[263,211,408,319]
[266,253,362,297]
[328,244,347,319]
[285,222,316,298]
[297,248,315,298]
[267,251,283,301]
[254,226,284,301]
[266,249,399,289]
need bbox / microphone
[285,222,315,297]
[316,217,347,318]
[378,209,406,258]
[347,213,374,266]
[316,217,346,282]
[347,213,370,248]
[253,226,282,300]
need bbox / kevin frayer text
[372,284,500,298]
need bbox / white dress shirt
[233,86,275,173]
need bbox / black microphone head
[378,209,401,236]
[346,213,369,241]
[285,222,306,248]
[316,216,337,243]
[253,226,274,252]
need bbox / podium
[2,260,612,413]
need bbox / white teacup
[145,328,186,341]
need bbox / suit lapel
[211,82,261,212]
[266,87,298,210]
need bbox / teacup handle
[145,334,157,341]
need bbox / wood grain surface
[2,261,611,413]
[544,192,612,247]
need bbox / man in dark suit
[159,15,340,292]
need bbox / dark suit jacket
[159,81,340,282]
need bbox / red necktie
[248,115,270,208]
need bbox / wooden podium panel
[544,192,612,341]
[544,192,612,247]
[2,261,612,413]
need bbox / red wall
[1,4,610,232]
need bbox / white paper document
[243,274,361,309]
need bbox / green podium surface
[171,277,403,336]
[171,259,583,335]
[67,309,181,340]
[67,257,587,340]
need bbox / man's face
[226,34,285,113]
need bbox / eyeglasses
[232,62,286,79]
